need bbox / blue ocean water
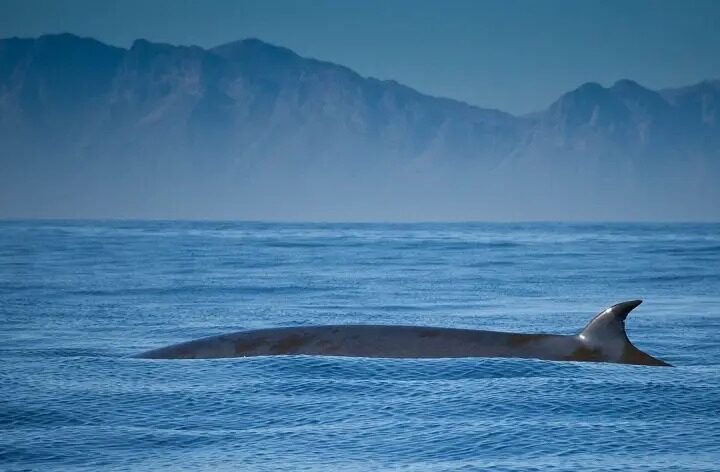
[1,221,719,471]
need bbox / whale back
[135,300,671,366]
[577,300,670,366]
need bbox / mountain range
[1,33,718,220]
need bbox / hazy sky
[1,0,719,114]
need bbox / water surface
[2,222,719,471]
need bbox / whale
[135,300,670,366]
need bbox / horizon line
[2,217,718,225]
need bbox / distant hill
[1,33,718,220]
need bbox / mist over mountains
[1,33,718,220]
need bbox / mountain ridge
[1,33,718,220]
[2,33,717,116]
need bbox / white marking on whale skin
[135,300,670,366]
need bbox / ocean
[2,221,719,471]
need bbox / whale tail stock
[578,300,671,366]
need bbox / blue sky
[1,0,719,114]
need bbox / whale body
[135,300,670,366]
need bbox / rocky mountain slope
[1,34,717,220]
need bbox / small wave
[67,285,328,297]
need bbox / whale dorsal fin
[579,300,670,366]
[579,299,642,342]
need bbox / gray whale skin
[136,300,670,366]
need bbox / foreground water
[1,221,719,471]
